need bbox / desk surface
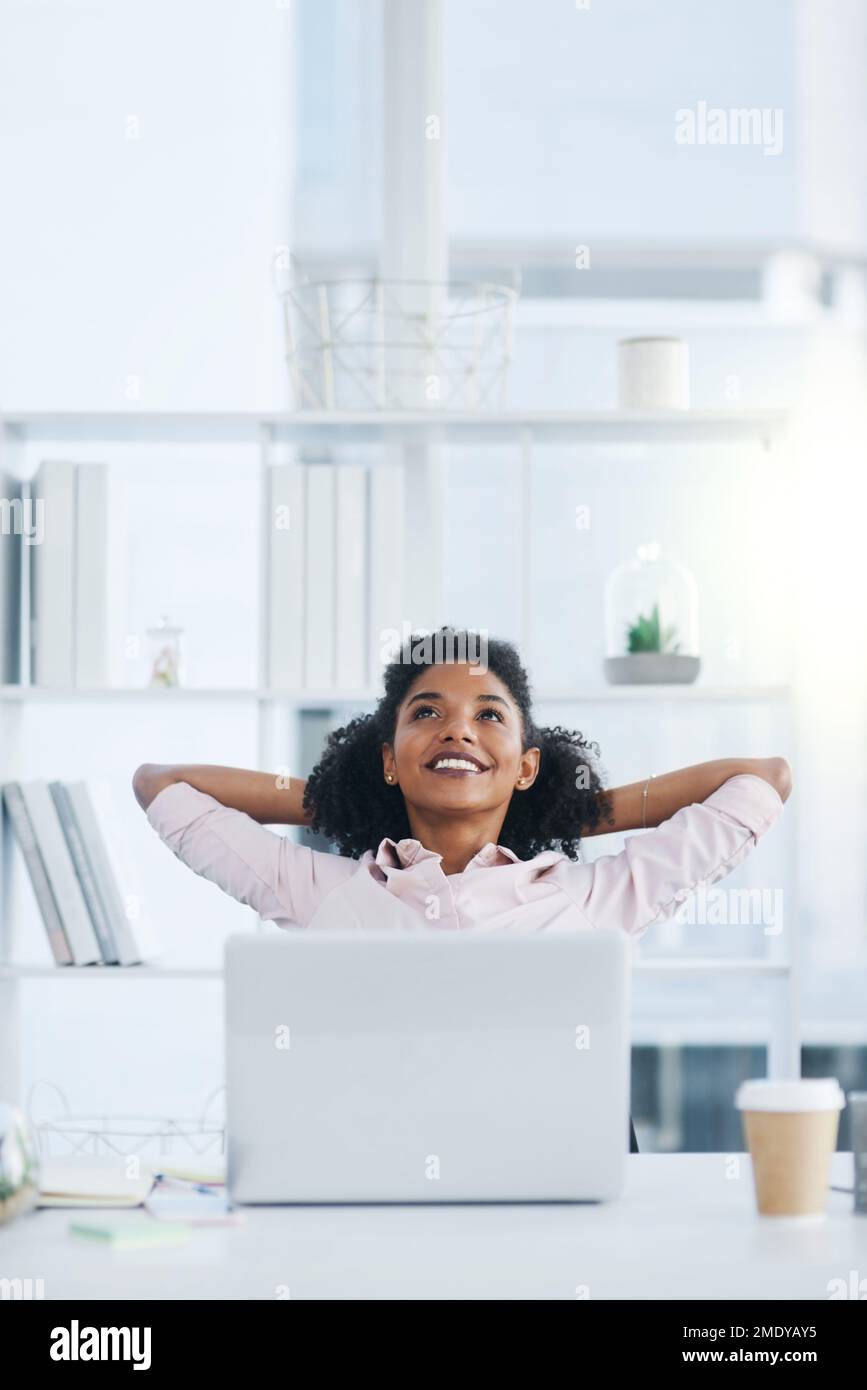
[4,1154,864,1301]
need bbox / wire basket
[278,274,518,411]
[27,1081,225,1162]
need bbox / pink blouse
[144,773,784,940]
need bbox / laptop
[225,928,631,1204]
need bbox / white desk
[3,1154,863,1301]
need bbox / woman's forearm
[587,757,792,837]
[132,763,312,826]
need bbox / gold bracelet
[642,773,655,830]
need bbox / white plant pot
[604,654,701,685]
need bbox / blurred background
[1,0,865,1156]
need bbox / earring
[385,774,394,784]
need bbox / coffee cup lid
[735,1077,845,1112]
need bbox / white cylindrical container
[617,336,689,410]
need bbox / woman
[133,628,791,1154]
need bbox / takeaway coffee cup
[735,1078,845,1218]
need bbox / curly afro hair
[303,627,614,861]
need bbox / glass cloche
[603,542,700,684]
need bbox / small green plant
[626,603,680,654]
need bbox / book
[49,781,119,964]
[0,469,22,683]
[144,1189,243,1226]
[368,464,405,682]
[29,461,127,688]
[30,461,76,685]
[74,463,127,686]
[266,462,306,688]
[303,464,336,688]
[1,782,72,965]
[39,1158,155,1207]
[74,463,109,685]
[64,780,156,966]
[17,780,101,964]
[152,1161,225,1186]
[335,464,367,689]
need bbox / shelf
[0,685,261,702]
[0,683,792,706]
[534,685,791,704]
[0,957,789,980]
[0,964,223,979]
[629,1020,781,1047]
[10,964,863,1046]
[0,409,787,448]
[631,1020,867,1047]
[632,958,790,976]
[0,685,376,704]
[0,685,251,703]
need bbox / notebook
[37,1158,155,1208]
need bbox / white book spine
[335,465,367,689]
[31,461,76,686]
[65,781,145,966]
[1,782,72,965]
[50,781,119,963]
[0,471,22,684]
[368,464,405,683]
[303,465,335,689]
[19,780,101,964]
[20,479,32,684]
[267,463,306,689]
[107,469,130,686]
[74,464,108,686]
[96,782,162,964]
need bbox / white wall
[445,0,798,243]
[0,0,294,410]
[294,0,867,256]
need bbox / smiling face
[381,663,540,821]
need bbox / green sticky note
[69,1218,193,1249]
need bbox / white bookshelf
[0,964,225,979]
[1,408,787,448]
[0,957,791,980]
[0,682,792,705]
[0,406,802,1108]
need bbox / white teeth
[431,758,483,772]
